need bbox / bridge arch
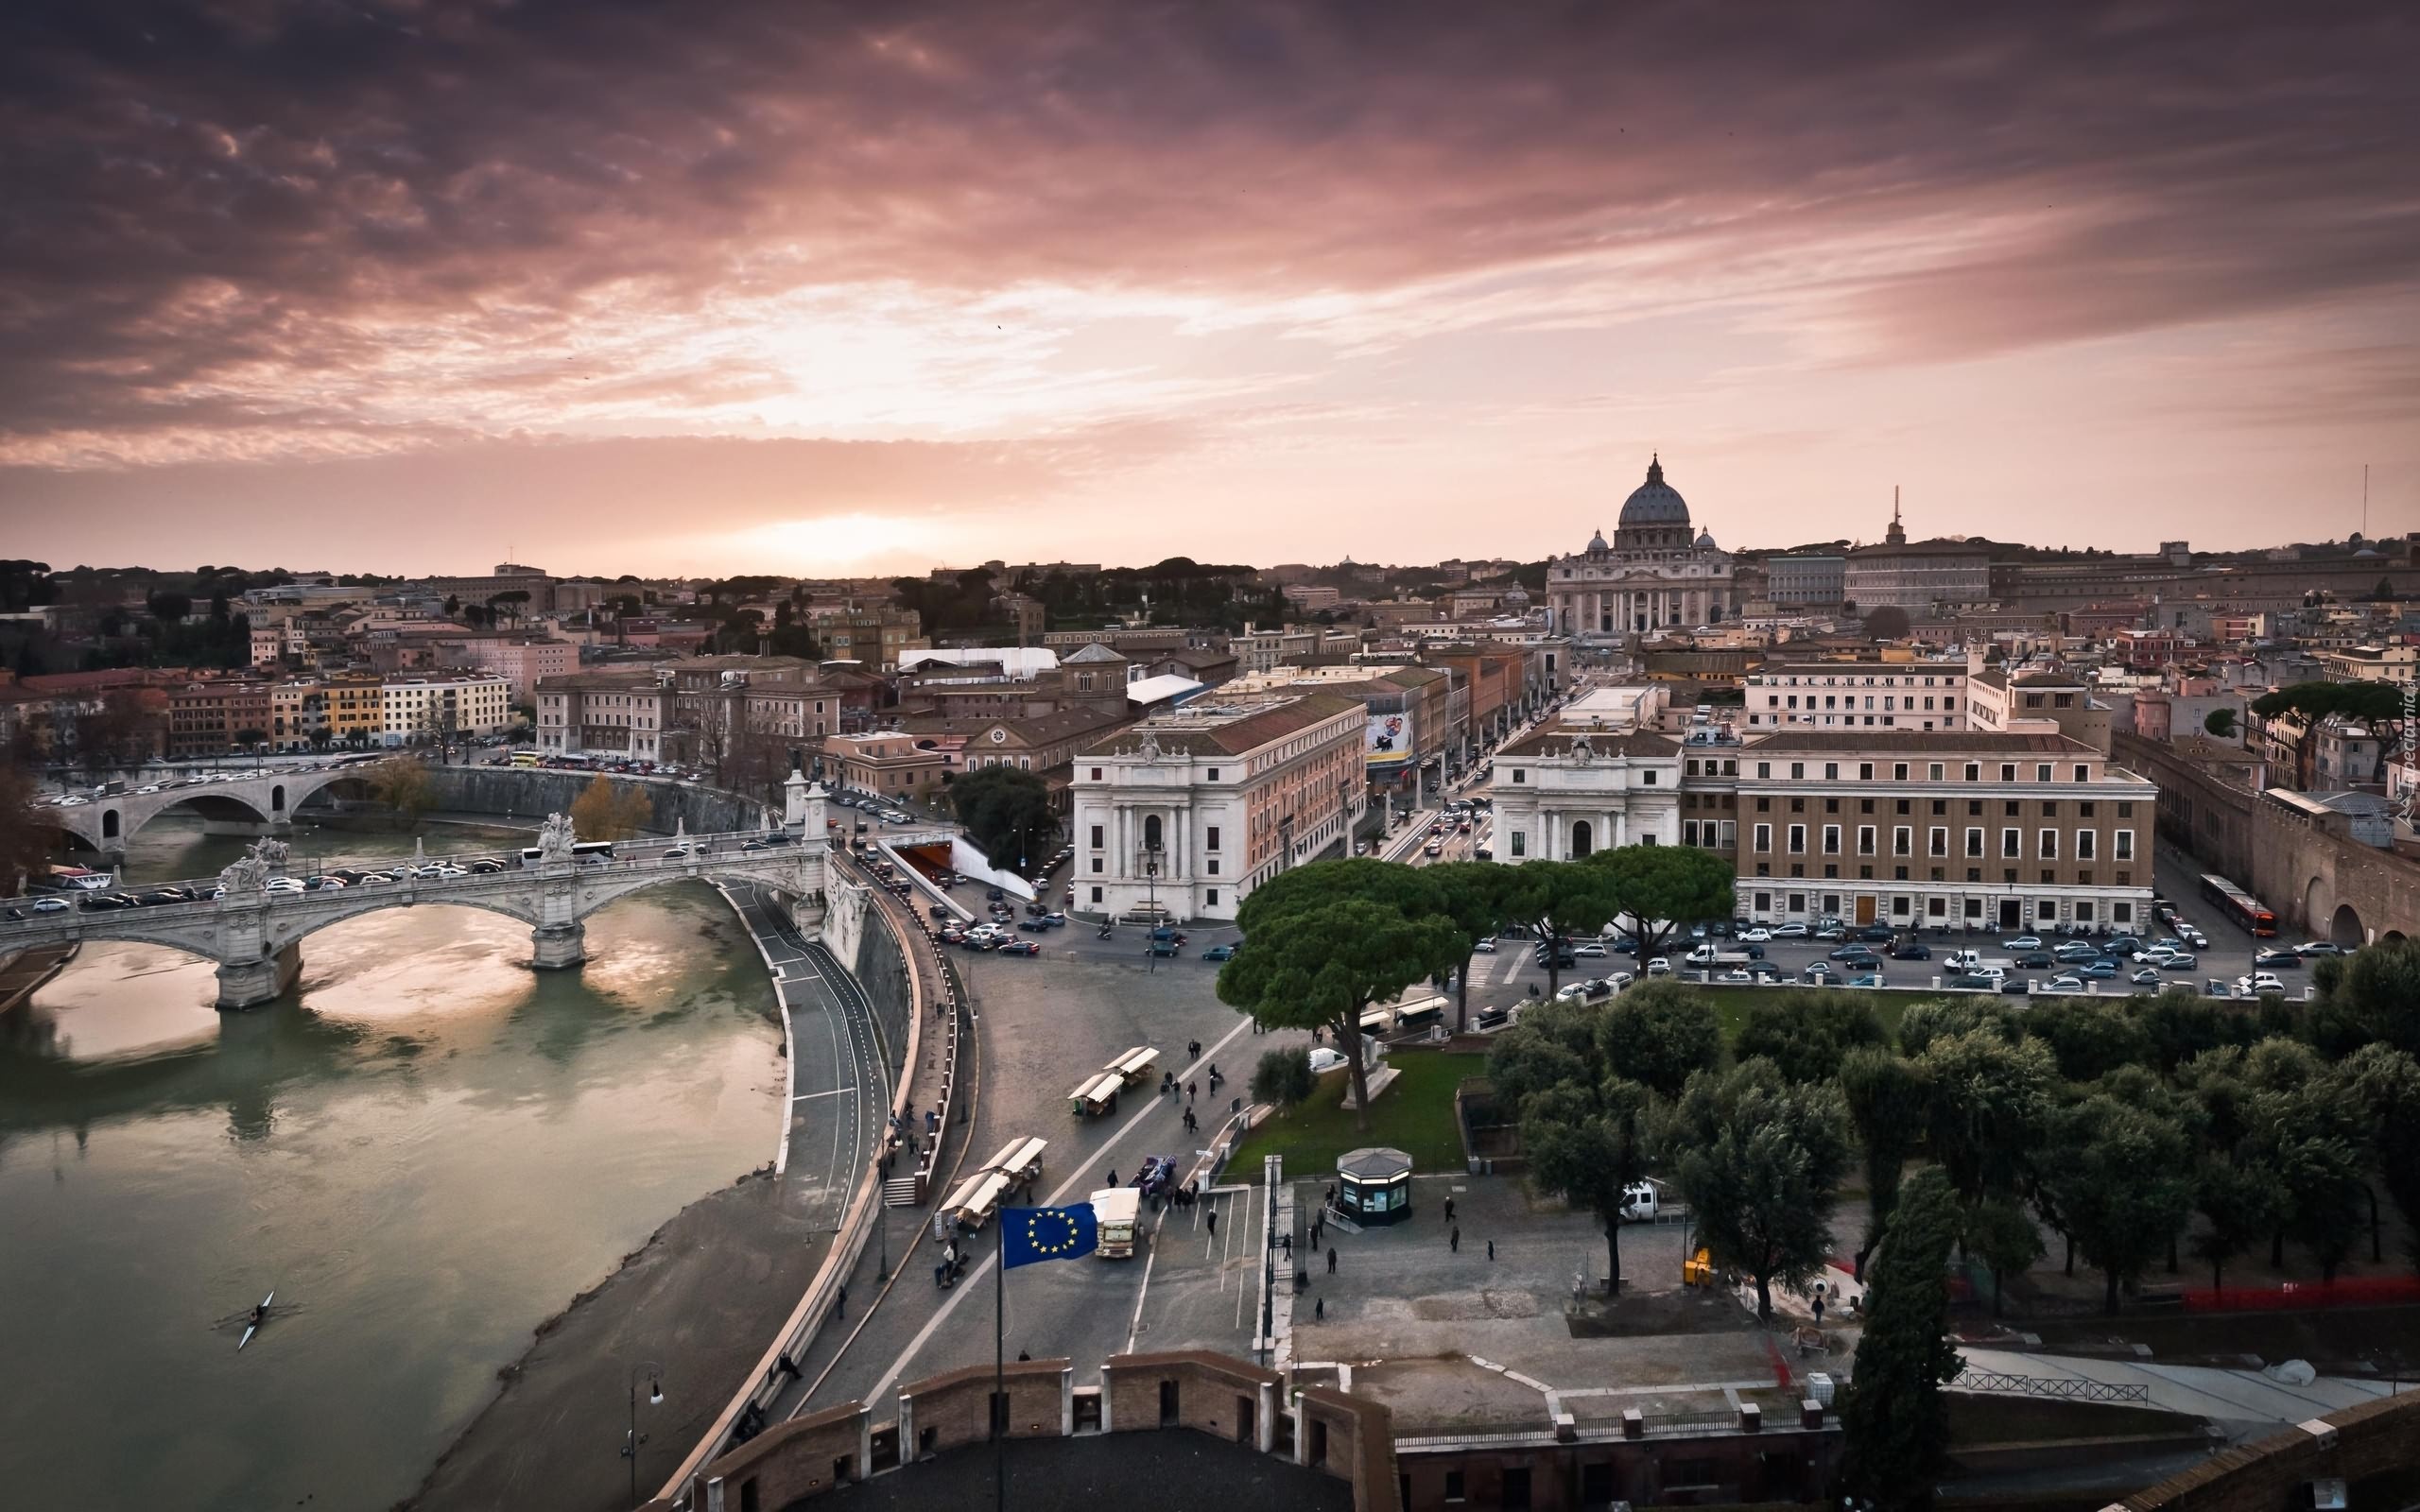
[268,893,544,954]
[101,808,121,841]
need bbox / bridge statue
[215,837,287,896]
[536,812,578,866]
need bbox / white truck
[1945,950,2014,976]
[1091,1187,1141,1259]
[1683,943,1760,968]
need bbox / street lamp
[622,1360,665,1504]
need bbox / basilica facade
[1546,456,1737,642]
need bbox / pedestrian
[1188,1039,1201,1061]
[1443,1196,1455,1224]
[1107,1168,1117,1188]
[1450,1226,1461,1253]
[1187,1080,1197,1103]
[1812,1293,1826,1325]
[1206,1209,1219,1239]
[835,1283,846,1317]
[1282,1232,1292,1256]
[1017,1350,1031,1362]
[1315,1296,1324,1320]
[1487,1239,1495,1263]
[1327,1246,1338,1275]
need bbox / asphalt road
[775,940,1305,1418]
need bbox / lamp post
[1144,846,1162,974]
[622,1360,665,1504]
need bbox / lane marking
[859,1012,1258,1403]
[792,1086,858,1102]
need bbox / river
[0,815,786,1511]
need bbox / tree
[2308,939,2420,1057]
[1918,1026,2056,1207]
[568,775,653,841]
[1249,1048,1315,1108]
[1862,605,1911,642]
[1664,1059,1853,1321]
[2188,1159,2287,1298]
[2336,1044,2420,1268]
[1963,1199,2045,1319]
[1895,996,2016,1058]
[1736,991,1884,1083]
[2202,707,2238,740]
[1579,844,1735,965]
[1216,894,1464,1128]
[1489,997,1660,1297]
[1841,1169,1964,1512]
[2250,680,2403,788]
[2023,997,2152,1082]
[367,757,433,828]
[1495,860,1618,998]
[1423,861,1519,1032]
[0,763,56,895]
[1598,981,1721,1098]
[948,765,1057,871]
[1840,1047,1931,1281]
[2042,1095,2193,1314]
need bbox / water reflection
[0,816,782,1511]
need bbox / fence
[1951,1368,2150,1404]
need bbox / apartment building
[822,730,949,800]
[380,673,512,746]
[1069,693,1365,922]
[1966,665,2111,752]
[1726,730,2156,932]
[449,635,578,704]
[165,679,274,759]
[534,669,673,758]
[1740,662,1968,731]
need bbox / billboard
[1365,711,1413,770]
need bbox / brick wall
[2123,1391,2420,1512]
[1104,1349,1280,1447]
[901,1358,1070,1454]
[697,1402,869,1507]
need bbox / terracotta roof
[903,706,1133,747]
[1498,730,1679,759]
[1080,693,1360,758]
[1743,730,2098,755]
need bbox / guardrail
[1951,1368,2150,1403]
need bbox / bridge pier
[216,942,302,1010]
[530,921,587,971]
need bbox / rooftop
[1743,730,2100,755]
[1497,730,1679,760]
[1081,692,1362,758]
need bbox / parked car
[1857,924,1895,942]
[1306,1047,1350,1074]
[2160,953,2199,971]
[1813,925,1847,941]
[2075,961,2119,980]
[1475,1005,1515,1031]
[1771,921,1809,938]
[1738,927,1772,943]
[1848,973,1887,989]
[2237,971,2289,996]
[1471,936,1496,954]
[1572,942,1607,957]
[2252,948,2302,969]
[2296,941,2347,957]
[2015,951,2056,970]
[1644,956,1671,976]
[1201,943,1237,961]
[2000,935,2043,952]
[1890,942,1932,960]
[2129,968,2164,986]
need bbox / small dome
[1695,528,1719,550]
[1586,527,1610,552]
[1617,455,1690,529]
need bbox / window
[1893,762,1909,781]
[1893,826,1911,855]
[1789,825,1806,854]
[2074,764,2089,782]
[2039,829,2058,859]
[2076,830,2095,860]
[1754,823,1772,851]
[1206,768,1219,781]
[2115,830,2135,860]
[1090,767,1102,782]
[1091,885,1102,902]
[1512,769,1526,783]
[1501,1467,1531,1509]
[1825,763,1840,780]
[1858,826,1876,855]
[1206,889,1219,906]
[1443,1469,1466,1503]
[2038,899,2057,920]
[1929,827,1946,856]
[1754,891,1771,911]
[1755,797,1771,812]
[2036,764,2052,782]
[2002,828,2021,858]
[1090,825,1104,849]
[1642,769,1657,784]
[1205,826,1221,851]
[1092,858,1104,873]
[1510,832,1527,857]
[1965,828,1983,857]
[1756,761,1771,778]
[1964,763,1980,782]
[1929,762,1945,781]
[2114,902,2134,923]
[1823,825,1841,854]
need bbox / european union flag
[1002,1204,1098,1267]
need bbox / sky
[2,0,2415,578]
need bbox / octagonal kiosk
[1336,1146,1413,1227]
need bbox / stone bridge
[39,765,377,856]
[2,828,837,1008]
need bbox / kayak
[237,1291,273,1351]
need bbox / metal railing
[1951,1367,2151,1403]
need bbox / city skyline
[4,2,2416,575]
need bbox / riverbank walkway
[401,879,888,1512]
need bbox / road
[768,936,1305,1419]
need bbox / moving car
[2236,971,2289,996]
[1891,942,1932,960]
[2001,935,2043,952]
[2252,948,2302,969]
[1644,956,1671,976]
[1848,973,1887,989]
[2043,974,2086,994]
[996,939,1041,956]
[1201,943,1237,961]
[1470,936,1496,954]
[1738,927,1772,943]
[1572,942,1607,958]
[1771,922,1809,938]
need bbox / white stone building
[1488,728,1685,862]
[1068,693,1365,922]
[1546,456,1737,643]
[380,672,512,746]
[1741,662,1970,731]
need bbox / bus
[2200,873,2277,937]
[519,841,617,866]
[510,750,541,768]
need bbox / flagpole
[995,1214,1007,1512]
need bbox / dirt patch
[1566,1283,1758,1339]
[1409,1289,1542,1322]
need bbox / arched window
[1143,815,1164,852]
[1570,820,1593,859]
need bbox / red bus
[2200,873,2277,937]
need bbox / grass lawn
[1229,1051,1485,1176]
